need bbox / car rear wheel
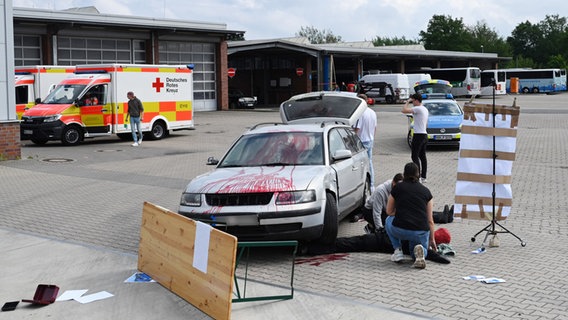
[149,120,167,140]
[532,87,540,93]
[318,192,338,245]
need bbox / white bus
[480,69,507,96]
[421,67,481,97]
[502,68,566,93]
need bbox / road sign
[228,68,236,78]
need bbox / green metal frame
[232,240,298,303]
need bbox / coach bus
[480,69,507,96]
[503,68,566,93]
[421,67,481,97]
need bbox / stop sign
[228,68,236,78]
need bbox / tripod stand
[470,79,526,247]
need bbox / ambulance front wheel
[149,121,167,140]
[61,125,83,146]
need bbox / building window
[57,37,143,65]
[158,41,216,101]
[14,35,41,66]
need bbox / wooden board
[138,202,237,320]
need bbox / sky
[11,0,568,42]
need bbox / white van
[359,73,410,102]
[407,73,432,93]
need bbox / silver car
[179,92,371,244]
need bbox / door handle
[101,109,108,112]
[352,166,359,171]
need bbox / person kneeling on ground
[385,162,436,269]
[360,173,404,233]
[302,227,450,264]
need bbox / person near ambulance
[126,91,144,146]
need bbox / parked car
[228,87,257,109]
[179,91,371,244]
[407,80,463,147]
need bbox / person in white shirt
[355,94,377,188]
[402,93,429,183]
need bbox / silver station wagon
[178,92,371,244]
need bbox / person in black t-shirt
[385,162,436,269]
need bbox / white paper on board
[193,221,212,274]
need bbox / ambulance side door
[81,84,112,134]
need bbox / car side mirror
[332,149,352,161]
[207,156,219,165]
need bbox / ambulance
[20,64,194,146]
[15,65,76,119]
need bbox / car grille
[427,128,460,134]
[206,193,273,206]
[21,116,44,124]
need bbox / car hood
[428,115,463,128]
[23,104,71,117]
[185,166,327,194]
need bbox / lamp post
[481,45,484,53]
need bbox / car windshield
[414,83,452,94]
[424,102,463,116]
[219,131,324,167]
[43,84,86,104]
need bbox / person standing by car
[402,93,429,182]
[355,94,377,189]
[126,91,144,147]
[385,162,436,269]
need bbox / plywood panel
[138,202,237,320]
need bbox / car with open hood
[179,91,371,244]
[406,80,464,147]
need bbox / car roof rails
[249,122,286,130]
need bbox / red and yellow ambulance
[20,64,194,145]
[15,66,76,119]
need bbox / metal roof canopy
[13,7,244,37]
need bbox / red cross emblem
[152,77,164,92]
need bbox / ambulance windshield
[43,84,86,104]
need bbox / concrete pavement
[1,93,568,319]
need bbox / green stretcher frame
[232,240,298,303]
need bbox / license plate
[433,135,452,140]
[247,103,254,106]
[24,130,33,135]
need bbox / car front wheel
[318,192,338,245]
[407,130,413,148]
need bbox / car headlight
[180,193,202,207]
[43,114,62,122]
[276,190,316,205]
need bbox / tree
[372,36,419,47]
[227,33,245,41]
[296,26,342,44]
[467,21,511,56]
[419,15,471,51]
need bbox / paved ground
[1,92,567,319]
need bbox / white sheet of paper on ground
[74,291,114,304]
[463,275,485,280]
[56,289,89,301]
[480,277,506,284]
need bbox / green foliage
[296,26,342,44]
[372,36,419,46]
[227,33,245,41]
[503,55,536,68]
[419,15,471,51]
